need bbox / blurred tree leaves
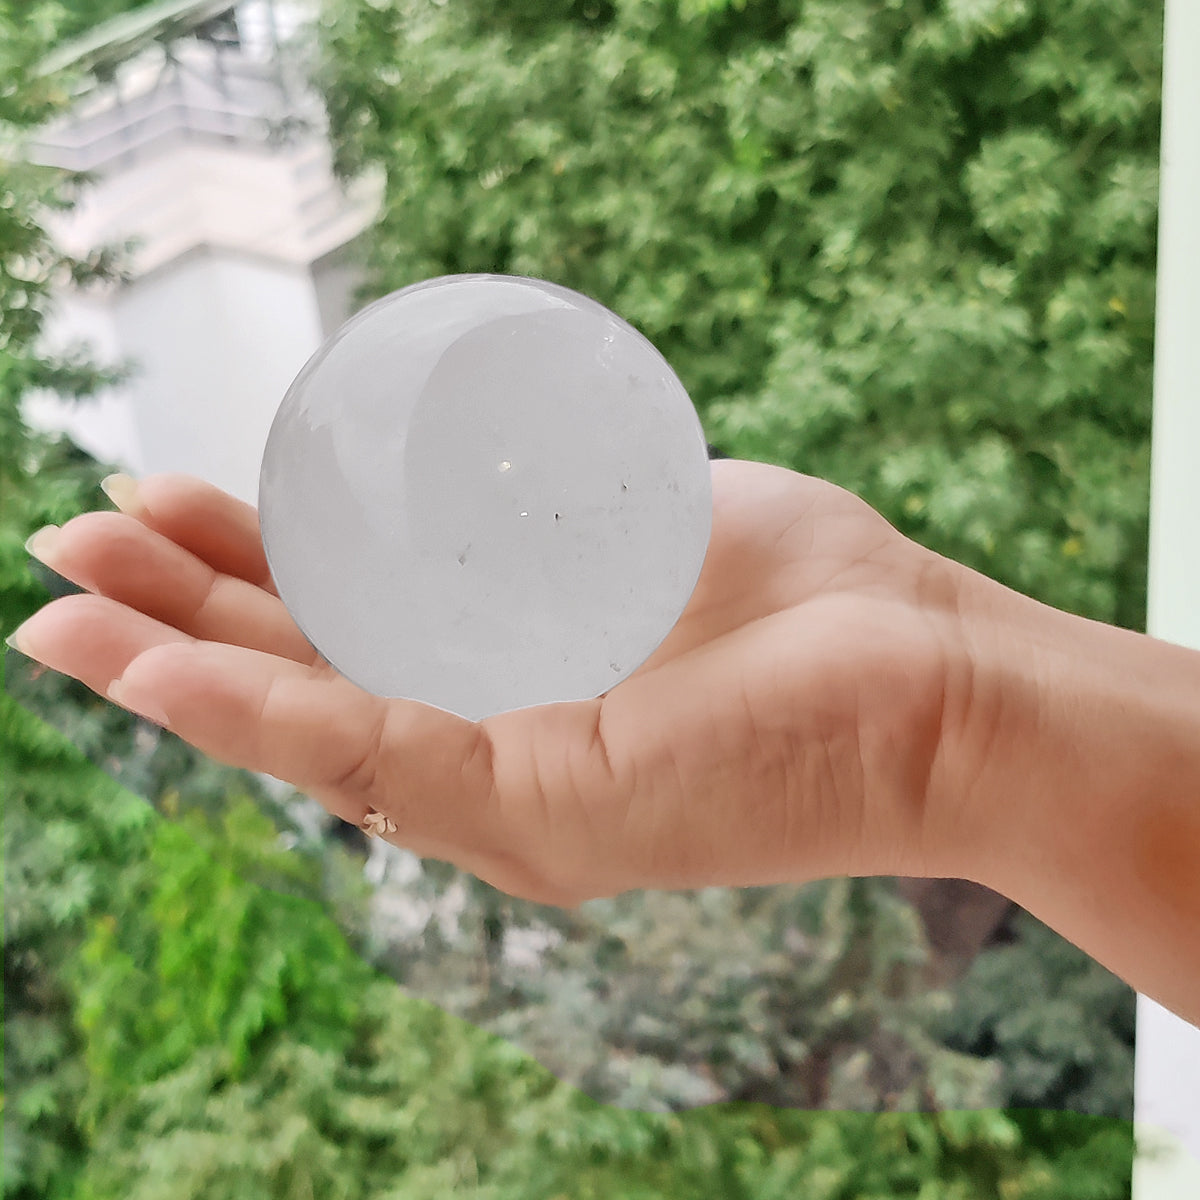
[2,0,1155,1193]
[3,691,151,1196]
[320,0,1159,630]
[937,909,1137,1115]
[2,697,1136,1199]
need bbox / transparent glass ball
[259,274,712,720]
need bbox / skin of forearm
[935,566,1200,1026]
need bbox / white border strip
[1134,0,1200,1193]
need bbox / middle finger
[27,511,318,664]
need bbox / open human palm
[15,459,970,905]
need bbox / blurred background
[2,0,1167,1196]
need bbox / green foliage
[0,8,349,1192]
[0,11,139,1194]
[0,4,75,127]
[320,0,1159,629]
[939,909,1137,1115]
[434,880,1005,1112]
[2,687,155,1198]
[0,0,163,55]
[8,732,1132,1199]
[6,696,1133,1199]
[0,0,134,648]
[3,0,1146,1194]
[55,0,163,40]
[70,800,370,1107]
[0,0,305,837]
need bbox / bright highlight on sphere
[259,274,713,720]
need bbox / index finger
[102,473,277,595]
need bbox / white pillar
[1134,0,1200,1193]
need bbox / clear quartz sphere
[259,274,712,721]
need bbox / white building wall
[24,0,378,502]
[111,248,325,503]
[30,247,332,504]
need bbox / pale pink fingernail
[5,617,45,661]
[107,677,171,727]
[100,473,145,517]
[24,525,62,569]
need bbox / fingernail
[5,626,30,656]
[101,473,144,516]
[24,525,62,569]
[107,677,171,727]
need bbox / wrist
[934,565,1200,1019]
